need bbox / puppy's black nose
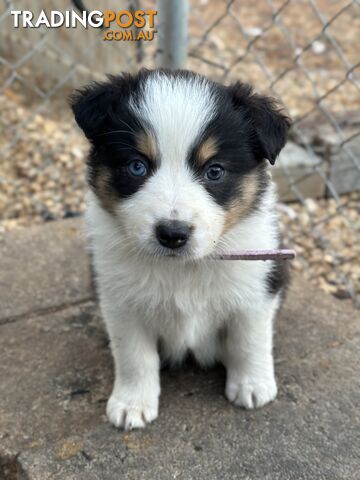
[156,221,192,249]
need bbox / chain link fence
[0,0,359,306]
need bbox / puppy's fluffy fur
[71,69,290,430]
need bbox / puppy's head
[71,69,290,259]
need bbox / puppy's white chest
[157,303,219,364]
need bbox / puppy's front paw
[225,373,277,409]
[106,393,158,430]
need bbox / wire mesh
[0,0,359,306]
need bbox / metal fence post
[157,0,189,69]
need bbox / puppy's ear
[228,82,291,164]
[70,82,116,141]
[70,76,130,141]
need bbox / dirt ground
[188,0,360,117]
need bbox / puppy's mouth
[141,241,200,261]
[153,246,194,259]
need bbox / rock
[297,113,360,196]
[328,134,360,195]
[273,142,327,202]
[303,198,318,214]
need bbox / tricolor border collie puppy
[71,69,290,430]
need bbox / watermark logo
[10,9,157,42]
[103,10,157,42]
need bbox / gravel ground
[279,194,359,304]
[1,90,359,306]
[0,90,87,227]
[188,0,360,117]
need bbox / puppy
[71,69,290,430]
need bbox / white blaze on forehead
[129,73,217,165]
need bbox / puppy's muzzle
[155,220,192,249]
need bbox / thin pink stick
[214,249,296,261]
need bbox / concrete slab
[1,273,359,479]
[0,219,92,324]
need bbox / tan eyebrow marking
[136,131,157,161]
[196,136,218,166]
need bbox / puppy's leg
[104,305,160,430]
[223,296,279,409]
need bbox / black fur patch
[188,111,263,206]
[70,71,158,203]
[188,79,289,209]
[227,82,291,165]
[267,258,290,296]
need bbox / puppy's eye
[128,159,148,177]
[205,164,224,181]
